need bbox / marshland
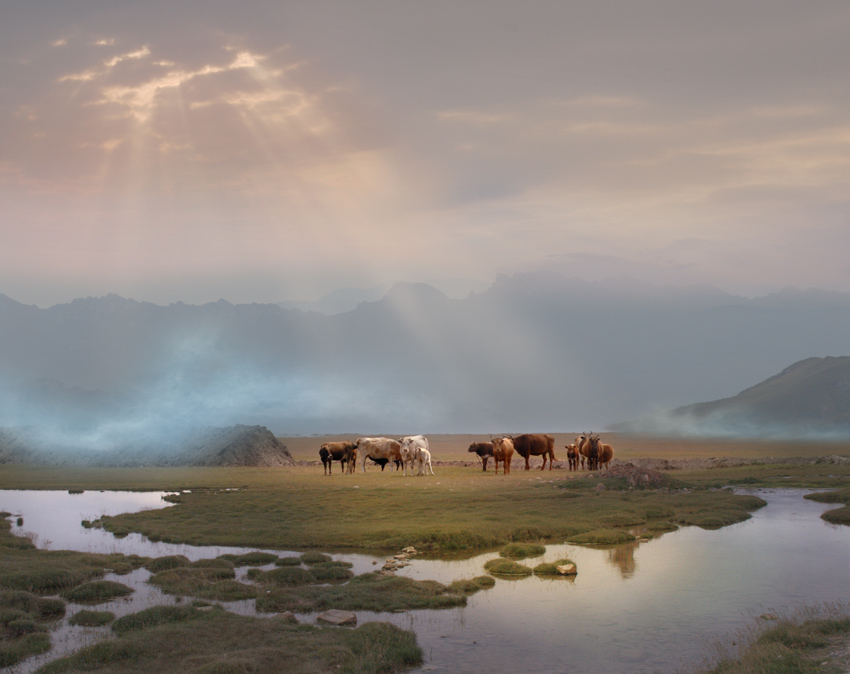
[1,433,849,673]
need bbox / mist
[1,274,849,453]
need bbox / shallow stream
[1,488,847,673]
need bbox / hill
[615,356,850,438]
[0,425,295,467]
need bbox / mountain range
[1,272,849,442]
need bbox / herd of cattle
[319,433,614,476]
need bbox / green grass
[0,450,847,673]
[149,567,257,602]
[68,610,114,627]
[0,518,148,596]
[566,528,636,545]
[76,467,770,555]
[274,556,302,566]
[695,604,850,674]
[483,559,533,577]
[448,576,496,594]
[533,559,576,575]
[300,551,332,565]
[255,573,471,614]
[217,552,278,567]
[805,488,850,525]
[61,581,134,605]
[0,590,65,667]
[499,543,546,559]
[41,607,422,674]
[246,566,315,586]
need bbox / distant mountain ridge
[615,356,850,437]
[1,273,850,436]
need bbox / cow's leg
[482,457,488,471]
[525,456,530,470]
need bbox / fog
[1,275,849,452]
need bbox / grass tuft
[69,610,115,627]
[62,580,134,604]
[218,552,278,567]
[566,528,636,545]
[533,559,576,576]
[448,576,496,594]
[499,542,546,559]
[300,551,332,565]
[483,559,533,577]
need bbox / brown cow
[512,433,556,471]
[565,443,579,471]
[356,437,402,473]
[492,437,515,475]
[319,441,357,475]
[598,441,614,470]
[575,434,590,469]
[468,442,494,471]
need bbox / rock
[556,564,577,576]
[595,483,606,491]
[317,610,357,626]
[402,547,418,554]
[276,611,298,624]
[394,554,409,560]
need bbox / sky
[3,0,850,308]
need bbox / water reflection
[1,489,847,674]
[606,540,638,578]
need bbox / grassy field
[1,434,848,673]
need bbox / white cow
[414,446,435,476]
[356,437,402,473]
[399,435,429,476]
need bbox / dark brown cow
[467,442,494,471]
[319,441,357,475]
[512,433,556,471]
[584,434,601,471]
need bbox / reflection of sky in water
[1,489,847,674]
